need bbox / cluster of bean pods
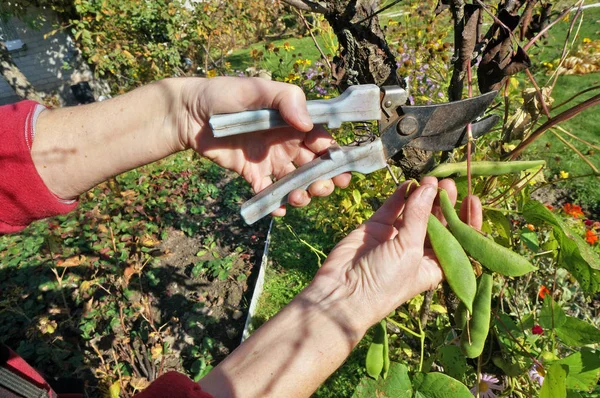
[366,160,543,377]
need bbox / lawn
[524,6,600,212]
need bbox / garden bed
[0,153,271,395]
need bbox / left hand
[311,176,483,329]
[179,77,352,216]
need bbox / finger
[274,162,296,180]
[308,179,335,197]
[332,172,352,188]
[292,145,318,166]
[252,175,274,194]
[207,77,313,132]
[303,126,337,155]
[433,179,457,225]
[288,189,311,208]
[271,205,286,218]
[459,195,483,230]
[369,181,413,225]
[394,182,438,250]
[392,178,433,230]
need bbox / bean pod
[365,320,387,378]
[427,215,476,313]
[439,190,536,277]
[427,160,546,178]
[460,273,493,358]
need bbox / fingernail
[421,185,437,200]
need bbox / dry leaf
[141,235,160,248]
[57,255,86,268]
[123,265,137,286]
[120,189,137,198]
[151,344,163,360]
[130,377,150,391]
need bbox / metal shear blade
[381,91,498,158]
[407,114,500,151]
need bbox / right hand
[178,77,352,216]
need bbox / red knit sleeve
[0,100,78,234]
[135,372,214,398]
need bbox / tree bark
[0,41,44,102]
[285,0,434,176]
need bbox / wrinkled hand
[313,177,483,329]
[179,77,351,216]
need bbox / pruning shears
[209,84,499,225]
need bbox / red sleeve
[135,372,214,398]
[0,100,78,234]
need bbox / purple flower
[529,362,545,385]
[470,374,504,398]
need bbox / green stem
[456,200,521,215]
[284,223,327,266]
[386,317,421,339]
[418,318,425,373]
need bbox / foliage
[49,0,285,92]
[0,153,262,396]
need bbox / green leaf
[540,362,568,398]
[556,317,600,347]
[520,228,539,252]
[566,391,583,398]
[555,349,600,391]
[437,345,470,381]
[412,372,472,397]
[191,262,204,278]
[484,210,512,247]
[523,201,600,293]
[352,362,412,397]
[539,296,566,330]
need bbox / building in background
[0,8,108,105]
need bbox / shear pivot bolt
[384,100,393,108]
[398,116,419,136]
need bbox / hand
[312,176,483,329]
[179,77,352,216]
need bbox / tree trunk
[320,0,434,177]
[0,41,44,102]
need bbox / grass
[227,34,337,72]
[521,7,600,212]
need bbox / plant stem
[295,9,333,72]
[386,317,422,339]
[507,94,600,159]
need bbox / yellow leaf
[340,197,352,210]
[352,189,361,205]
[430,304,447,314]
[151,344,163,360]
[46,320,57,334]
[109,381,120,398]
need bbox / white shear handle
[241,140,388,225]
[210,85,381,137]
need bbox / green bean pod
[439,190,536,277]
[454,301,468,330]
[427,215,476,313]
[460,273,493,358]
[427,160,546,178]
[365,320,386,378]
[382,320,390,379]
